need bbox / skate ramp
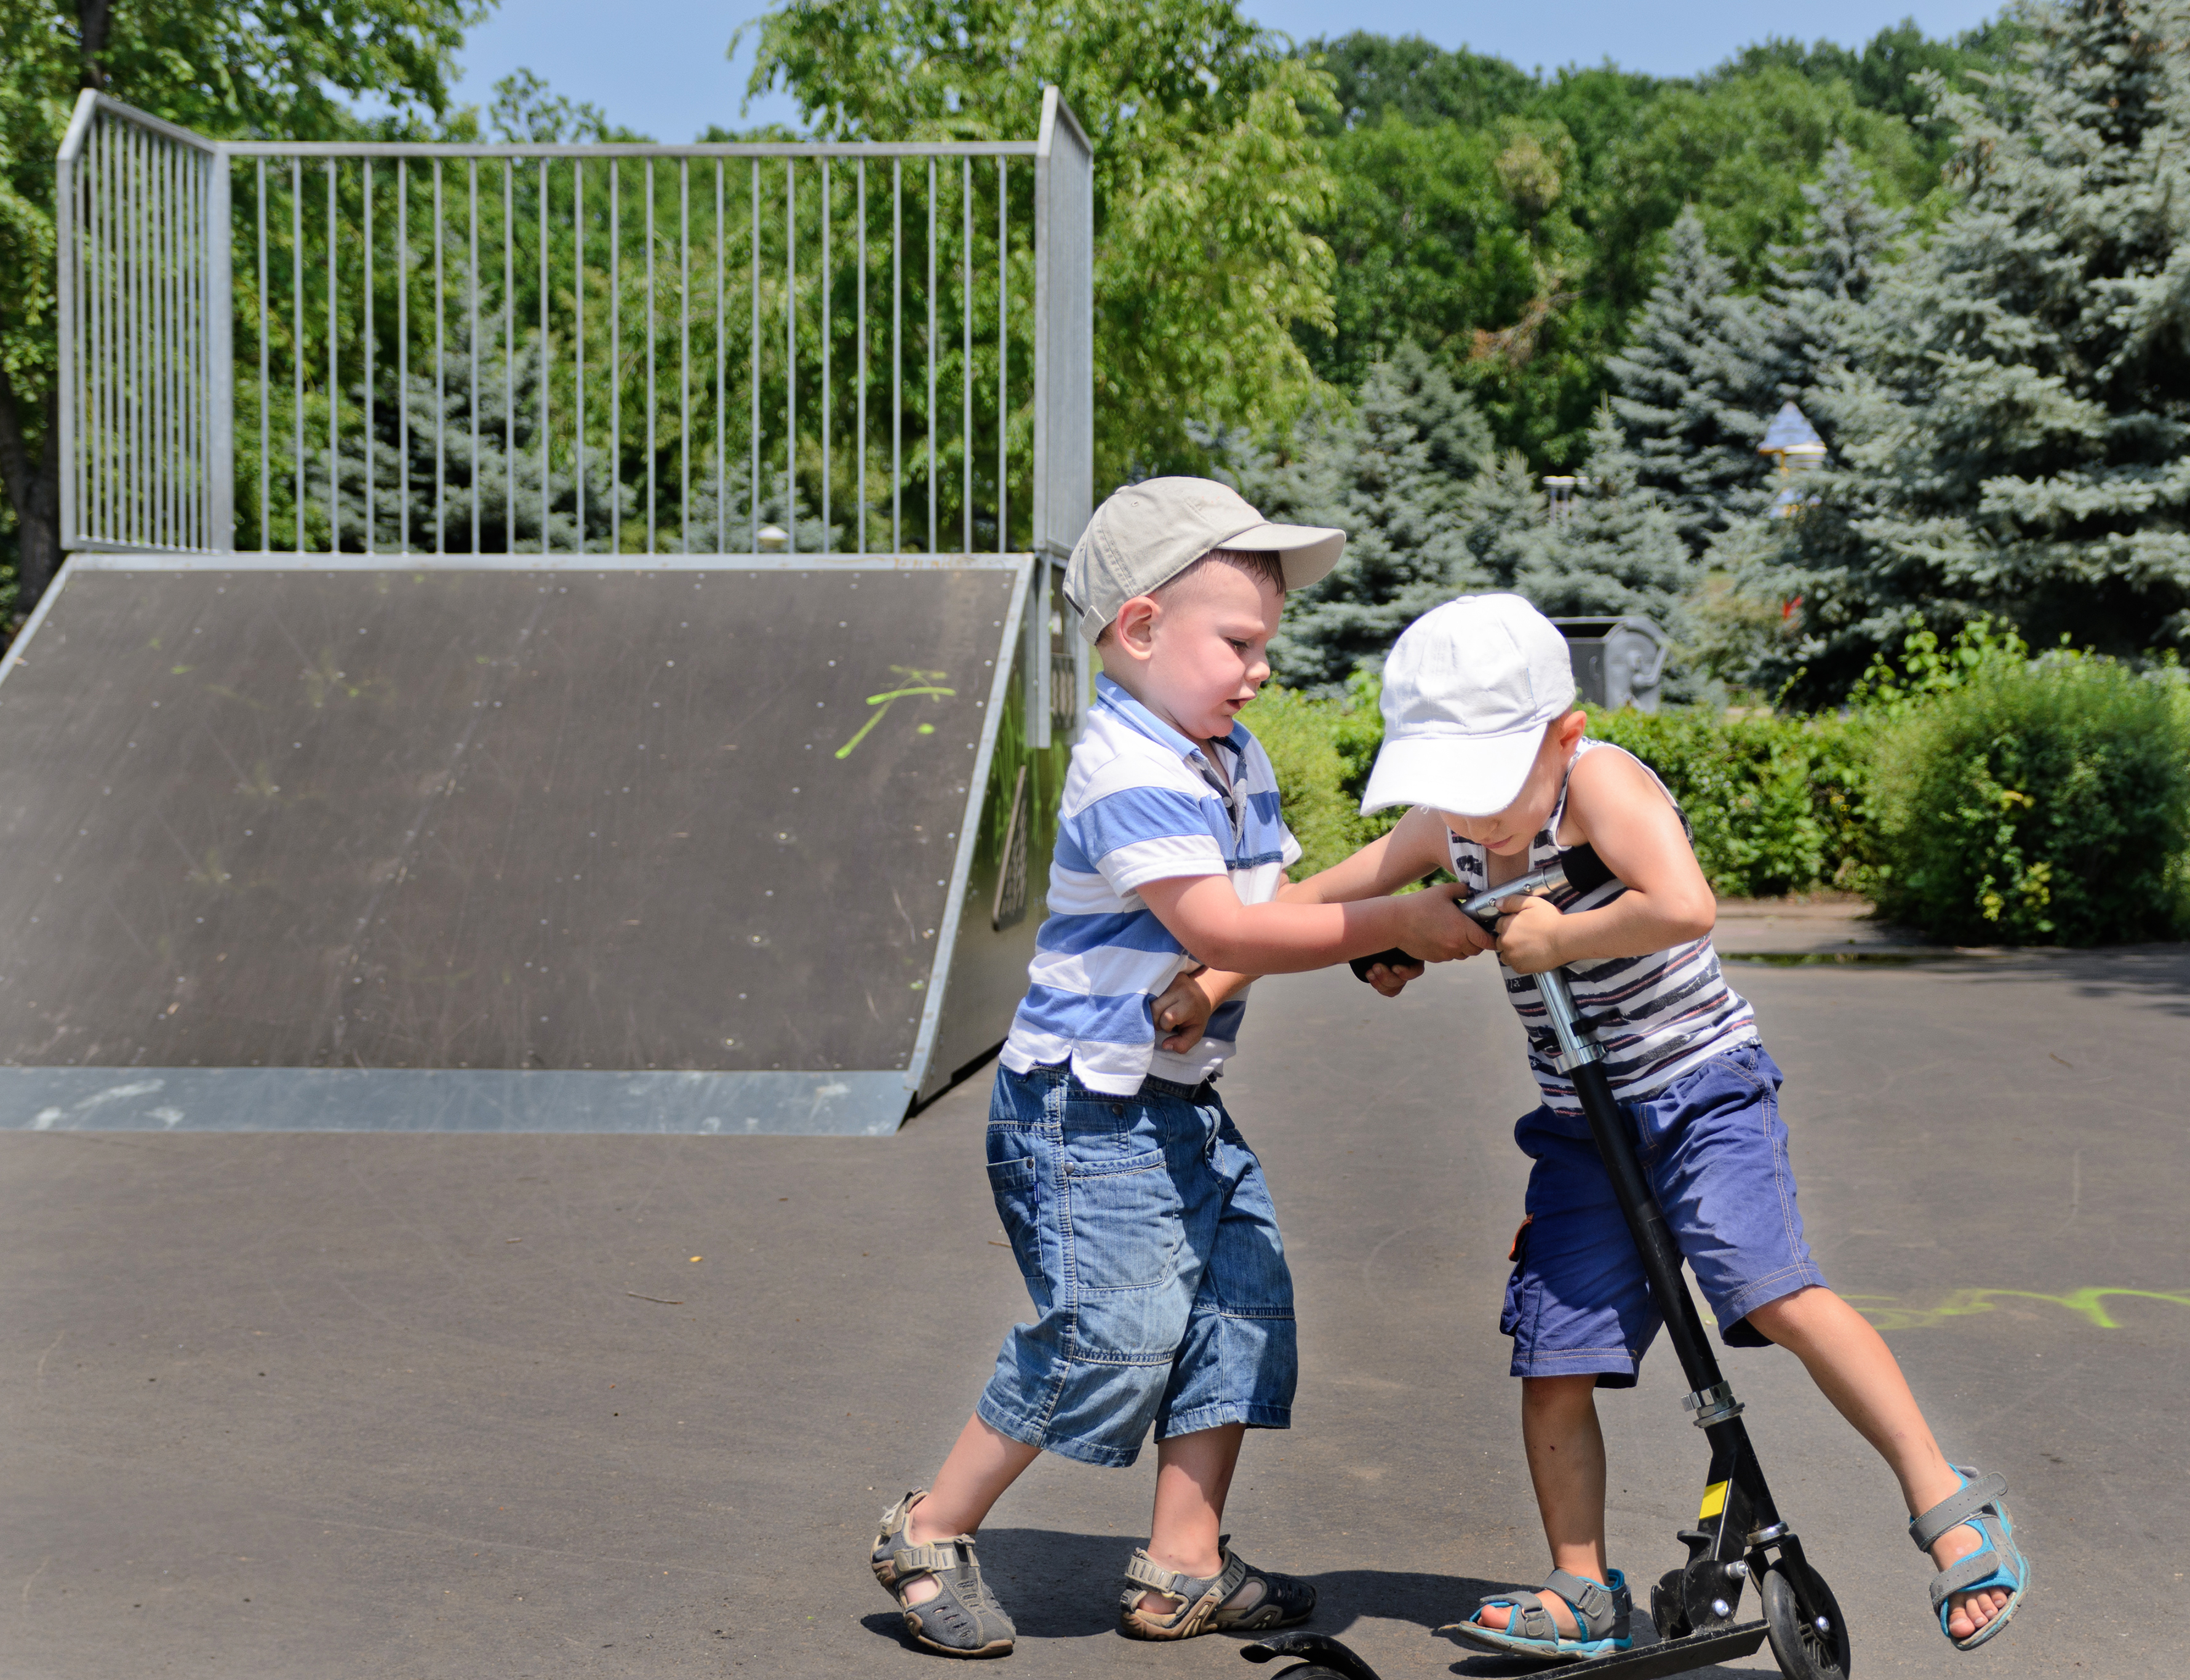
[0,555,1042,1134]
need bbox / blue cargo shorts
[1501,1041,1826,1387]
[975,1062,1297,1468]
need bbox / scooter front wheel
[1762,1563,1853,1680]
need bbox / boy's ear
[1111,593,1161,662]
[1555,707,1588,749]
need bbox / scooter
[1247,852,1850,1680]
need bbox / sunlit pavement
[2,941,2179,1678]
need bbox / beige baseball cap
[1064,477,1346,643]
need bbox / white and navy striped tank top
[1445,738,1758,1117]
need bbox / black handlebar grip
[1349,947,1418,982]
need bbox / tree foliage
[1773,0,2190,700]
[0,0,481,607]
[741,0,1338,490]
[1211,339,1492,688]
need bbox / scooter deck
[1525,1620,1768,1678]
[1241,1620,1767,1680]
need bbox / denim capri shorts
[975,1062,1297,1468]
[1501,1041,1826,1387]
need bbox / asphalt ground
[3,943,2183,1680]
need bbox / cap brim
[1360,728,1545,818]
[1219,521,1346,591]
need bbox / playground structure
[0,90,1096,1136]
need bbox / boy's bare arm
[1136,867,1481,977]
[1493,748,1716,974]
[1281,805,1453,905]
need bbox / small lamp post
[1759,402,1825,518]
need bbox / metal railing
[56,87,1093,568]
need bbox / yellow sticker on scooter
[1698,1481,1728,1520]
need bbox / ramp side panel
[0,565,1017,1076]
[921,641,1073,1101]
[0,1067,910,1135]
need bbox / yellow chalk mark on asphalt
[1847,1288,2190,1331]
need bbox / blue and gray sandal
[1911,1467,2029,1651]
[1439,1567,1633,1662]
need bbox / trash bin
[1550,616,1669,712]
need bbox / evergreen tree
[1764,141,1910,408]
[1466,407,1700,639]
[1776,0,2190,701]
[1605,208,1779,553]
[1214,340,1494,689]
[324,339,617,554]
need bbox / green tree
[1777,0,2190,702]
[741,0,1337,493]
[1762,140,1910,410]
[0,0,483,607]
[1465,406,1700,656]
[1210,338,1493,689]
[1605,207,1778,552]
[1308,31,1535,133]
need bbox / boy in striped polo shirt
[1342,595,2028,1660]
[869,479,1492,1658]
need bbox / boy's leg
[1133,1422,1243,1607]
[897,1415,1044,1607]
[1471,1375,1609,1636]
[1745,1286,2012,1643]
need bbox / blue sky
[442,1,2007,142]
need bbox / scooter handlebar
[1348,844,1615,981]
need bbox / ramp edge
[0,1067,911,1136]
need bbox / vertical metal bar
[962,157,972,555]
[680,158,690,553]
[785,157,795,557]
[130,127,142,543]
[575,159,586,550]
[715,159,725,551]
[749,159,758,554]
[155,134,169,544]
[53,113,74,547]
[398,161,409,552]
[468,157,479,555]
[820,157,829,549]
[609,160,619,550]
[644,157,655,553]
[997,156,1007,555]
[258,163,270,547]
[540,158,549,552]
[927,158,937,555]
[434,158,444,554]
[856,158,866,554]
[292,156,303,548]
[892,157,901,554]
[505,159,515,551]
[327,161,338,552]
[362,160,373,551]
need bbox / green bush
[1868,658,2190,945]
[1244,672,1873,894]
[1239,675,1399,878]
[1585,706,1874,898]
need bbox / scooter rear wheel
[1762,1562,1853,1680]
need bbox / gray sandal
[1117,1539,1316,1640]
[870,1490,1015,1658]
[1441,1567,1634,1660]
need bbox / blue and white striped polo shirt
[999,675,1300,1094]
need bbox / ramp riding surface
[0,558,1032,1134]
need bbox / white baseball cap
[1064,476,1346,643]
[1361,594,1578,817]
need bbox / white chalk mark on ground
[33,1330,62,1384]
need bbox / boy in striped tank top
[868,482,1493,1658]
[1343,595,2028,1659]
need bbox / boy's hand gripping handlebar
[1348,845,1615,995]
